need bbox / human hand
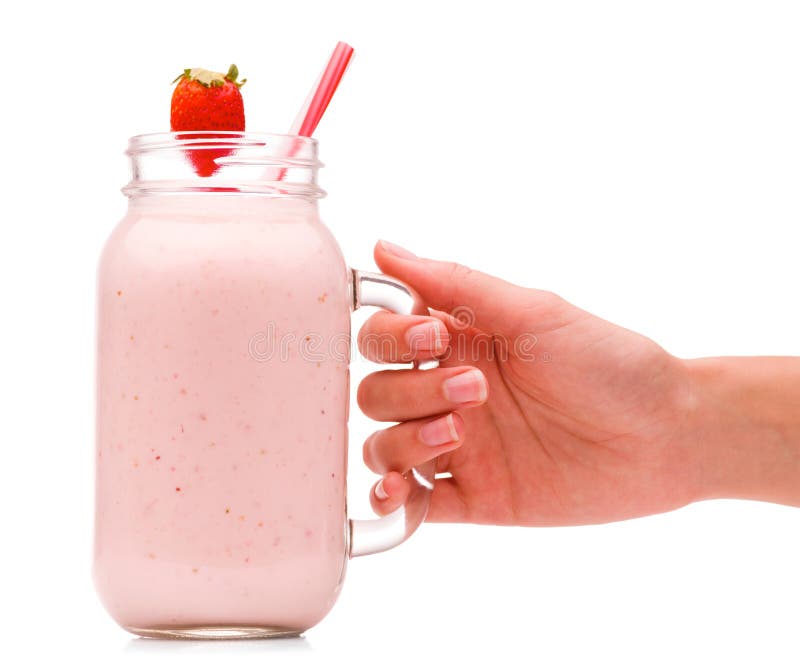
[358,240,707,526]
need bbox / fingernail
[443,369,488,404]
[419,414,460,447]
[375,479,390,500]
[405,320,446,353]
[379,240,418,260]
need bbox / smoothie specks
[198,413,207,422]
[175,487,182,492]
[116,290,122,297]
[225,507,231,514]
[317,292,328,303]
[257,521,264,528]
[191,567,199,574]
[259,448,266,455]
[179,388,188,396]
[133,395,139,401]
[146,552,156,559]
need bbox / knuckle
[357,337,375,361]
[444,261,473,284]
[532,288,565,309]
[356,324,370,350]
[357,328,379,360]
[361,433,377,470]
[356,376,375,414]
[359,330,398,363]
[358,311,384,337]
[357,371,396,418]
[362,431,388,474]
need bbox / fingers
[370,471,410,515]
[357,366,488,421]
[358,310,449,363]
[363,412,465,475]
[370,474,469,522]
[366,412,464,518]
[374,240,574,335]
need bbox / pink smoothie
[94,195,351,636]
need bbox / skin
[358,241,800,525]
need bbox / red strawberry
[170,64,246,177]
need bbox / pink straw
[269,42,354,184]
[290,41,354,137]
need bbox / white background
[1,1,799,663]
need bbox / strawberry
[170,64,246,177]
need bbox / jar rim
[124,131,324,198]
[127,131,319,156]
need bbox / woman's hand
[357,241,800,526]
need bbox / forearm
[687,357,800,506]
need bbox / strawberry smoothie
[94,194,351,637]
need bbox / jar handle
[347,269,438,558]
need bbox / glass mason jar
[94,132,435,638]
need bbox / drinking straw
[266,42,353,183]
[290,41,354,137]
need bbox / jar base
[126,625,303,640]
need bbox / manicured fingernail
[443,369,488,404]
[419,414,460,447]
[375,479,390,500]
[405,320,446,353]
[379,240,418,260]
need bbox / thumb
[374,240,560,335]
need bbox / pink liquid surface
[95,195,351,634]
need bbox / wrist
[684,357,800,506]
